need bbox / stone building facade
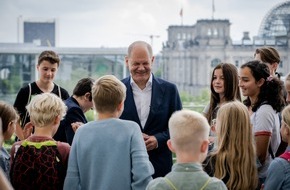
[161,1,290,95]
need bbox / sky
[0,0,286,54]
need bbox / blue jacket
[264,146,290,190]
[64,118,154,190]
[54,96,87,145]
[0,147,10,180]
[120,75,182,178]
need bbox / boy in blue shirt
[64,75,153,190]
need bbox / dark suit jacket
[54,97,87,145]
[120,75,182,178]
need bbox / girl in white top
[239,60,285,184]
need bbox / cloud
[0,0,286,53]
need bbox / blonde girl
[204,101,258,190]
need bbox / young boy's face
[37,61,58,84]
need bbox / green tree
[181,89,210,113]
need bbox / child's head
[281,104,290,143]
[210,63,241,101]
[73,78,95,112]
[168,110,210,159]
[0,101,19,141]
[38,50,60,67]
[73,77,94,99]
[26,93,66,132]
[239,60,285,112]
[216,101,253,149]
[254,47,280,76]
[37,51,60,83]
[92,75,126,115]
[214,100,257,189]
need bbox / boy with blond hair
[64,75,154,190]
[10,93,70,190]
[146,110,227,190]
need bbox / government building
[161,1,290,95]
[0,1,289,103]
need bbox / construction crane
[126,33,160,47]
[147,34,160,47]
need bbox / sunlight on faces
[37,60,58,84]
[212,68,225,96]
[238,67,262,98]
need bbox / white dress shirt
[130,74,152,128]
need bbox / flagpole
[212,0,215,20]
[180,8,183,25]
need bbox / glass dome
[258,1,290,38]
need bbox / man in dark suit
[120,41,182,178]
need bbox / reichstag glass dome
[258,1,290,38]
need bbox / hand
[142,133,149,141]
[71,122,84,132]
[143,134,158,151]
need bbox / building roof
[258,1,290,38]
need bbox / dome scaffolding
[258,1,290,43]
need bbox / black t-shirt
[14,82,69,127]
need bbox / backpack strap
[200,178,211,190]
[164,177,177,190]
[268,112,283,159]
[279,151,290,161]
[21,83,32,128]
[163,176,212,190]
[269,145,275,159]
[57,85,62,99]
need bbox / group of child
[0,74,228,190]
[1,46,290,190]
